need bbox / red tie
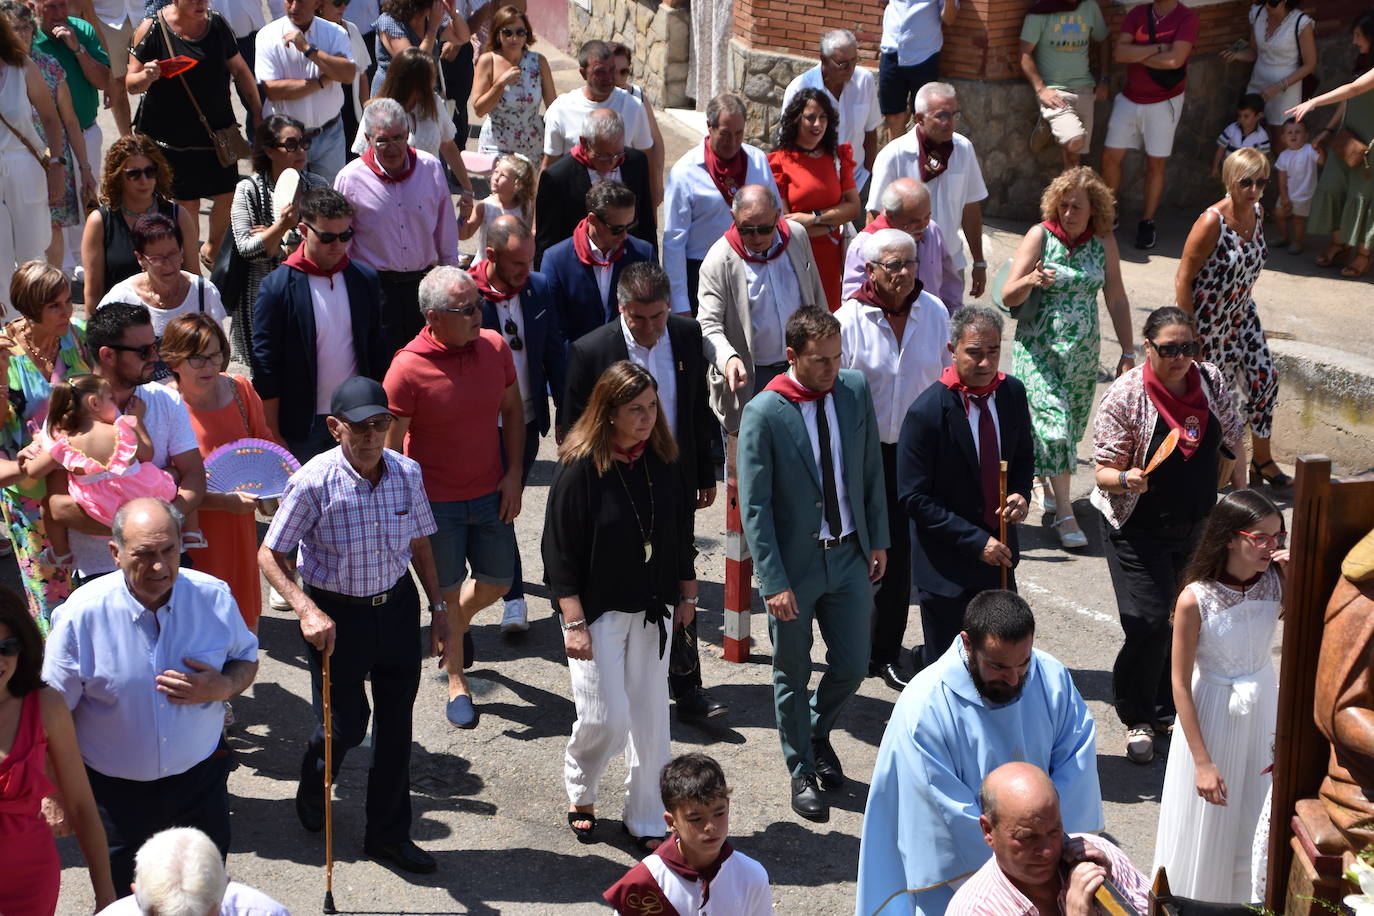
[968,392,1000,531]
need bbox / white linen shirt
[213,0,267,38]
[782,64,882,190]
[620,316,678,438]
[98,882,290,916]
[256,16,352,129]
[836,289,950,443]
[867,129,987,270]
[881,0,956,66]
[91,0,142,28]
[744,233,802,366]
[791,369,855,539]
[662,142,779,313]
[542,87,653,157]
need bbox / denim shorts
[429,491,516,592]
[878,51,941,116]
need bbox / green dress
[1011,230,1106,478]
[1310,84,1374,250]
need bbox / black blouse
[1125,412,1223,532]
[542,450,695,628]
[132,11,239,147]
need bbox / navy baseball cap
[329,376,392,423]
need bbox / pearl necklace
[18,322,59,378]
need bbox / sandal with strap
[1316,243,1350,268]
[1249,459,1292,490]
[622,823,665,853]
[1052,515,1088,549]
[1342,251,1372,279]
[567,810,597,844]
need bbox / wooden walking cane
[998,461,1009,590]
[322,650,337,914]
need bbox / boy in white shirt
[1275,117,1323,254]
[1213,92,1271,179]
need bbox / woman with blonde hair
[1174,147,1284,490]
[1000,166,1134,549]
[541,360,696,851]
[472,4,553,166]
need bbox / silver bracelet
[560,618,587,632]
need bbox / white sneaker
[500,598,529,633]
[269,585,291,611]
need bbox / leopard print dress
[1190,203,1277,439]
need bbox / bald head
[111,498,183,610]
[112,497,181,548]
[881,178,929,216]
[980,762,1059,827]
[977,762,1067,894]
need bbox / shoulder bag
[1144,6,1188,91]
[992,224,1047,324]
[210,178,263,309]
[156,11,250,167]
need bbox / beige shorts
[1039,88,1096,149]
[1104,93,1186,159]
[102,19,135,79]
[1289,196,1312,218]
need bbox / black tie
[816,397,843,539]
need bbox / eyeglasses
[737,224,774,238]
[123,164,158,181]
[369,133,408,147]
[503,317,523,351]
[500,26,526,38]
[108,342,158,360]
[273,136,312,152]
[0,637,20,657]
[596,216,637,236]
[344,416,394,434]
[1148,339,1200,359]
[436,303,480,317]
[1237,529,1287,550]
[928,109,961,122]
[138,251,180,266]
[185,351,221,368]
[875,258,917,273]
[587,149,625,166]
[1237,176,1269,190]
[303,224,355,244]
[826,55,858,69]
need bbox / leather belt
[303,113,341,138]
[819,533,854,550]
[376,266,434,283]
[307,583,393,607]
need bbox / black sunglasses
[597,216,638,236]
[0,636,20,657]
[503,318,523,351]
[345,416,394,433]
[123,164,158,181]
[273,136,313,152]
[436,303,480,317]
[1148,339,1201,359]
[1237,176,1269,190]
[108,342,159,360]
[737,224,774,237]
[304,224,355,244]
[500,27,526,37]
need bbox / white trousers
[565,608,672,839]
[0,150,52,309]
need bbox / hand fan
[158,55,198,78]
[204,438,300,499]
[1142,427,1182,476]
[272,167,301,220]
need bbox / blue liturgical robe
[853,639,1103,916]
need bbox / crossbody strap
[229,374,251,432]
[157,12,218,144]
[0,106,49,171]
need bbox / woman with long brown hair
[542,360,697,851]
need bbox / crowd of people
[0,0,1366,912]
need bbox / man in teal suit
[737,306,889,823]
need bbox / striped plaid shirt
[947,834,1150,916]
[264,446,437,597]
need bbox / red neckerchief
[468,261,518,303]
[569,142,596,170]
[1142,360,1209,460]
[702,138,747,206]
[916,125,953,184]
[573,217,626,267]
[1041,219,1096,255]
[850,275,923,317]
[725,219,791,264]
[604,861,684,916]
[361,145,417,183]
[654,838,735,909]
[860,214,890,235]
[939,364,1005,415]
[284,247,350,290]
[612,439,647,468]
[764,371,829,403]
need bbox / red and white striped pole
[723,432,752,662]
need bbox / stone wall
[568,0,692,108]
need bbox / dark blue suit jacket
[479,271,567,436]
[896,376,1035,600]
[250,261,386,445]
[541,235,653,344]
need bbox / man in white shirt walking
[782,29,881,198]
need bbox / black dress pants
[377,270,429,370]
[299,576,422,844]
[871,442,913,666]
[919,573,1015,669]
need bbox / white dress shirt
[256,16,352,128]
[791,370,855,539]
[590,239,615,308]
[781,64,882,190]
[866,130,988,270]
[967,393,1003,462]
[213,0,267,38]
[621,316,678,438]
[662,142,779,313]
[744,232,802,366]
[496,294,533,417]
[836,289,951,443]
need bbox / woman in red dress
[768,88,861,311]
[0,586,115,914]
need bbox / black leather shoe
[295,782,324,833]
[878,662,909,693]
[675,687,728,721]
[791,774,829,822]
[363,836,437,874]
[812,737,845,791]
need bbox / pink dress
[49,415,178,525]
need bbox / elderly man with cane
[259,375,445,877]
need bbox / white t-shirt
[866,130,988,270]
[1276,144,1320,203]
[308,273,359,415]
[256,15,352,128]
[542,86,653,157]
[98,275,228,338]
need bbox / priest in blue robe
[854,590,1102,916]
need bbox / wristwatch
[972,260,988,269]
[304,44,320,57]
[680,595,699,606]
[429,600,448,613]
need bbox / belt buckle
[821,537,836,550]
[370,593,387,606]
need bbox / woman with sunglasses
[161,313,276,631]
[1175,147,1286,492]
[1091,305,1245,766]
[80,134,199,316]
[1153,488,1287,901]
[472,5,553,168]
[227,114,328,364]
[0,584,116,914]
[96,214,227,342]
[1,262,91,629]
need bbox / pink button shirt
[333,149,459,273]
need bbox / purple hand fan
[204,438,300,498]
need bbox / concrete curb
[1271,338,1374,475]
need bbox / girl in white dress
[1153,488,1288,902]
[461,152,533,254]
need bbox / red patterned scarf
[284,247,349,289]
[1041,219,1096,255]
[1142,360,1209,460]
[917,125,953,184]
[850,275,923,317]
[702,138,747,206]
[468,261,518,303]
[724,219,791,264]
[764,371,829,402]
[939,364,1004,413]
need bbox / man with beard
[854,590,1101,916]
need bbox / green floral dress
[1011,230,1106,478]
[1,319,90,633]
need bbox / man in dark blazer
[541,179,654,343]
[896,305,1033,671]
[471,214,568,633]
[533,108,657,266]
[252,187,386,463]
[562,262,727,725]
[737,306,888,823]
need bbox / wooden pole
[998,460,1008,590]
[322,651,337,913]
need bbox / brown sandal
[1316,243,1350,268]
[1341,251,1372,279]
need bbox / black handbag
[210,180,260,311]
[1145,7,1187,91]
